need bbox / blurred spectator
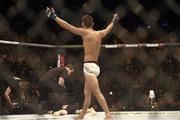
[0,79,11,114]
[4,80,42,114]
[0,36,180,112]
[0,59,18,114]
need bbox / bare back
[82,29,102,62]
[54,14,115,62]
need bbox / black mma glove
[46,7,57,20]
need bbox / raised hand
[111,13,119,24]
[46,7,57,20]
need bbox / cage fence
[0,42,179,115]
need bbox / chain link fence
[0,0,180,115]
[0,42,179,114]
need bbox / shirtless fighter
[46,7,119,120]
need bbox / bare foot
[104,115,112,120]
[73,115,84,120]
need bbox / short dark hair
[82,15,94,28]
[65,64,74,70]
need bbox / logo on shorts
[84,66,93,73]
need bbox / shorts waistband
[84,61,99,66]
[84,61,98,64]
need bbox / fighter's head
[65,64,74,76]
[81,15,94,28]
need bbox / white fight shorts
[83,62,100,77]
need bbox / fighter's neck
[83,27,93,30]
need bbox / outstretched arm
[100,13,119,38]
[55,17,84,35]
[46,7,84,36]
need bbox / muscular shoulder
[82,31,100,40]
[97,30,106,38]
[82,29,101,36]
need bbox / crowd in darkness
[0,37,180,114]
[0,0,180,115]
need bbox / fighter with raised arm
[46,7,119,120]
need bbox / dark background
[0,0,180,113]
[0,0,180,44]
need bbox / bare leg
[75,75,111,120]
[74,78,91,120]
[90,75,112,119]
